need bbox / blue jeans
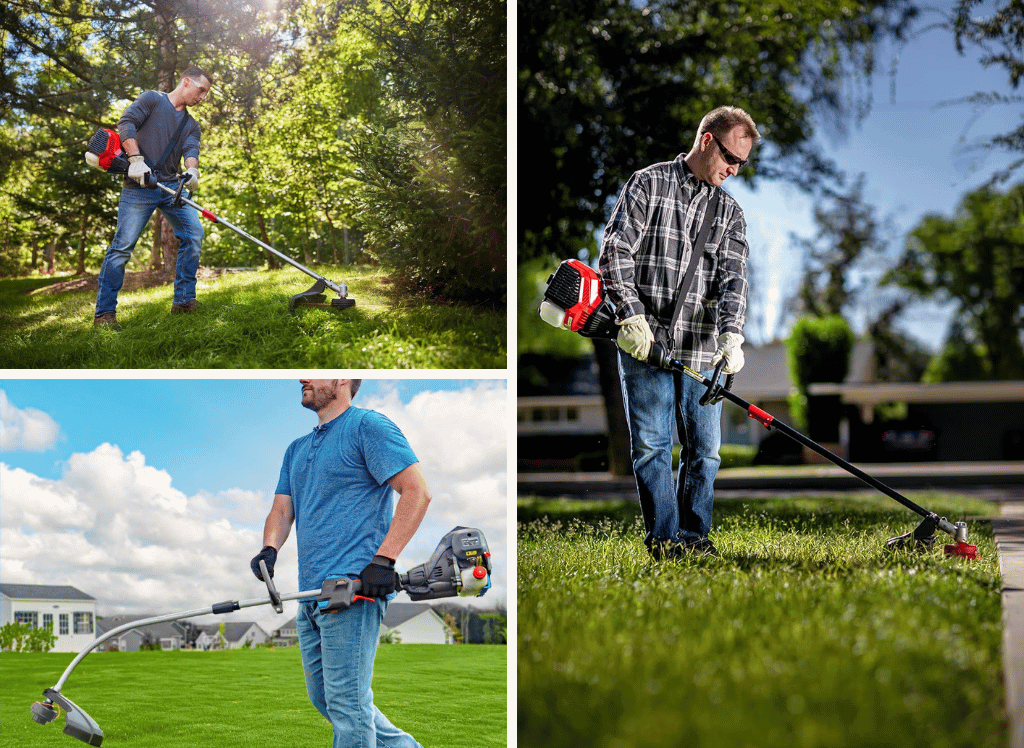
[297,598,423,748]
[618,350,723,546]
[94,185,204,316]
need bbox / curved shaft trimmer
[32,527,492,745]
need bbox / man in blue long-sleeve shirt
[93,67,212,329]
[599,106,759,560]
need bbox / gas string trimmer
[32,527,493,746]
[539,258,978,559]
[85,128,354,311]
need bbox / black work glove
[250,546,278,581]
[359,555,401,598]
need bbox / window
[74,612,94,635]
[14,611,38,628]
[160,638,176,651]
[59,614,69,635]
[43,614,54,632]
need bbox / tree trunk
[161,216,178,273]
[150,215,163,270]
[31,239,40,270]
[76,214,88,275]
[593,339,634,477]
[45,237,57,275]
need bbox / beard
[301,382,338,412]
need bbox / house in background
[382,603,452,644]
[273,602,454,646]
[95,615,186,652]
[0,584,97,653]
[194,621,269,650]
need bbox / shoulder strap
[665,188,721,349]
[153,112,190,174]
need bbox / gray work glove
[183,167,199,191]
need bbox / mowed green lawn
[4,645,505,747]
[518,494,1007,748]
[0,268,506,369]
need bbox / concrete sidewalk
[993,494,1024,748]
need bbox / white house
[0,584,98,653]
[382,603,452,644]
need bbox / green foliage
[882,182,1024,380]
[1,622,57,653]
[787,315,856,388]
[0,267,505,368]
[0,0,506,305]
[518,0,916,260]
[518,495,1005,748]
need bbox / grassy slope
[518,494,1007,748]
[0,268,505,369]
[4,645,505,747]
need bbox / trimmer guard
[38,689,104,746]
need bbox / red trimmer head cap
[943,521,977,559]
[85,128,129,174]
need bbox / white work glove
[616,314,655,361]
[711,332,745,374]
[183,167,199,191]
[127,155,151,186]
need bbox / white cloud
[0,391,61,452]
[0,384,509,636]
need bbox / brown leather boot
[93,312,121,330]
[170,300,199,314]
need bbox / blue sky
[1,379,508,631]
[729,12,1021,349]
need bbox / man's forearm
[378,465,431,561]
[184,156,198,170]
[263,494,294,549]
[122,137,141,157]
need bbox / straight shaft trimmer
[85,128,354,311]
[32,527,492,746]
[538,258,978,559]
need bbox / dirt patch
[30,267,234,295]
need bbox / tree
[789,173,889,320]
[946,0,1024,183]
[518,0,916,262]
[881,182,1024,380]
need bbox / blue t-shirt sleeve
[275,440,296,495]
[360,412,418,485]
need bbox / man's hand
[250,546,278,581]
[128,155,151,186]
[359,555,401,598]
[616,314,654,361]
[711,332,745,374]
[183,167,199,191]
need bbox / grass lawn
[3,645,505,747]
[0,267,505,368]
[518,493,1007,748]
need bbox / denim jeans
[94,185,204,317]
[297,597,423,748]
[618,350,723,546]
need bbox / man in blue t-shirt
[94,66,211,329]
[250,379,431,748]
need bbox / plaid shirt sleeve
[598,156,749,368]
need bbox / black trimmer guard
[289,278,357,311]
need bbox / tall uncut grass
[3,645,505,747]
[518,494,1006,748]
[0,267,505,369]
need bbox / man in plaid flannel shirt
[599,106,759,560]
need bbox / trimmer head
[288,278,356,311]
[886,516,977,559]
[34,689,103,745]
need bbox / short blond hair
[697,106,760,144]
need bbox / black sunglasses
[711,133,748,168]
